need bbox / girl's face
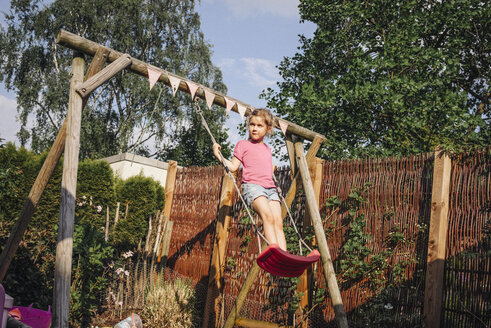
[248,115,270,142]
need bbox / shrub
[113,175,164,251]
[142,277,200,328]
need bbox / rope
[194,100,314,255]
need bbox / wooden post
[157,160,178,262]
[202,173,236,328]
[285,134,297,176]
[105,205,110,242]
[297,157,324,327]
[0,48,108,283]
[294,140,348,328]
[114,202,121,226]
[423,149,452,328]
[282,136,324,219]
[53,53,85,328]
[159,220,174,267]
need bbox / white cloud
[240,57,280,88]
[0,95,20,144]
[202,0,300,18]
[217,57,236,69]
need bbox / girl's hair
[247,108,274,137]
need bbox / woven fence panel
[316,154,434,327]
[166,166,223,282]
[442,148,490,328]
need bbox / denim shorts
[241,183,280,208]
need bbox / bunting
[237,104,246,120]
[185,81,199,100]
[278,120,289,136]
[224,97,235,115]
[204,89,215,109]
[147,67,161,90]
[168,75,181,96]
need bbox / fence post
[157,160,178,264]
[202,172,236,328]
[423,149,452,328]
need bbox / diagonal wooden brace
[76,54,132,98]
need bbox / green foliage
[324,185,423,326]
[0,144,164,322]
[0,0,231,165]
[264,0,490,159]
[70,224,114,327]
[76,159,116,228]
[113,174,165,250]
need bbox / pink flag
[237,104,246,120]
[147,67,161,90]
[186,81,199,100]
[168,75,181,96]
[204,89,215,109]
[279,120,289,136]
[224,97,235,115]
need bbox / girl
[213,108,287,251]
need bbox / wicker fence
[150,149,489,327]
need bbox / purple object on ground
[8,305,51,328]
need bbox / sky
[0,0,316,160]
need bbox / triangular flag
[204,89,215,109]
[237,103,246,120]
[147,67,161,90]
[168,75,181,96]
[186,81,199,100]
[279,120,289,136]
[224,97,235,115]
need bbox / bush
[142,277,200,328]
[113,175,164,251]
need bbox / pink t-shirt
[233,140,275,188]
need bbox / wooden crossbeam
[56,30,326,142]
[235,317,292,328]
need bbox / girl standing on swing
[212,108,287,251]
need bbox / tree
[0,0,230,165]
[264,0,490,159]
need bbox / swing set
[0,30,349,328]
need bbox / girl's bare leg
[252,197,287,251]
[270,200,287,251]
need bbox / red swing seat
[256,244,321,277]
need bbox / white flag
[224,97,235,115]
[186,81,199,100]
[237,104,246,120]
[147,67,161,90]
[168,75,181,96]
